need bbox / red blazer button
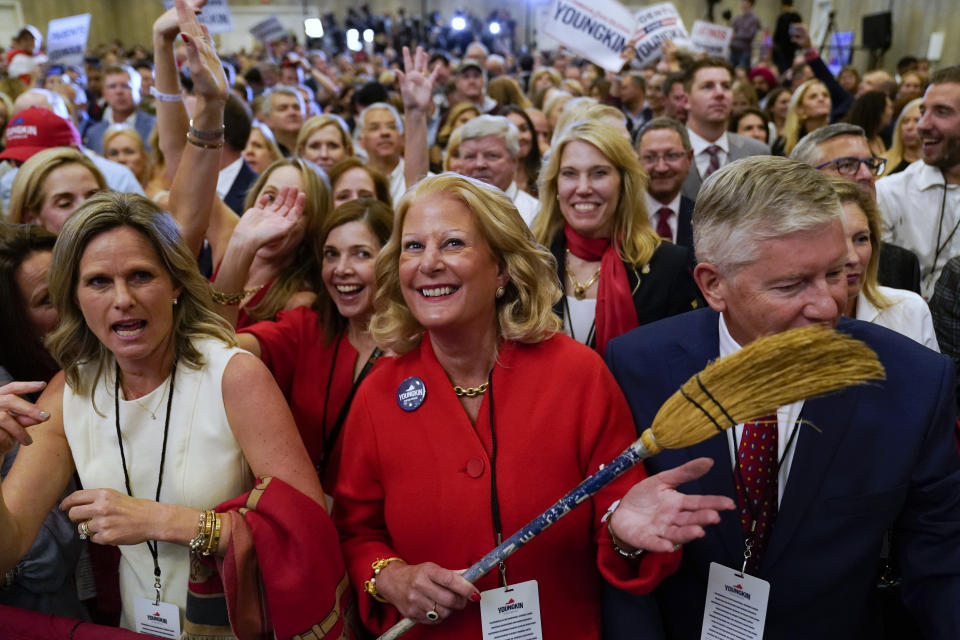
[466,457,485,478]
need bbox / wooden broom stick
[377,325,884,639]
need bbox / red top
[333,332,681,639]
[240,306,361,489]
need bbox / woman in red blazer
[333,173,732,638]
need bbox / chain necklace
[565,250,601,300]
[129,375,171,420]
[453,381,489,397]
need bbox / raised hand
[397,46,439,114]
[610,457,735,553]
[233,185,307,251]
[153,0,206,42]
[0,381,49,456]
[376,560,480,625]
[175,0,228,104]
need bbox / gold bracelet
[203,512,222,556]
[363,557,403,603]
[185,132,224,149]
[210,285,263,306]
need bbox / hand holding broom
[377,325,885,639]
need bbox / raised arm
[398,46,438,189]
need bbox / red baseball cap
[0,106,82,163]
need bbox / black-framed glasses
[815,156,886,177]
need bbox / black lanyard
[319,331,382,478]
[484,374,512,589]
[561,294,596,348]
[114,361,176,605]
[930,176,957,291]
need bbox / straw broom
[377,325,885,639]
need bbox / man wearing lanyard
[603,156,960,639]
[878,65,960,298]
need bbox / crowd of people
[0,0,959,638]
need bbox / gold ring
[426,606,439,622]
[79,521,91,540]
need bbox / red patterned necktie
[735,414,778,573]
[704,144,722,178]
[655,207,673,241]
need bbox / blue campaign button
[396,376,427,411]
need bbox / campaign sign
[632,2,692,67]
[250,15,288,43]
[46,14,91,67]
[163,0,233,34]
[691,21,733,58]
[542,0,637,73]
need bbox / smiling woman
[534,120,701,355]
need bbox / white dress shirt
[877,160,960,298]
[644,192,680,243]
[718,314,802,506]
[855,285,940,352]
[216,156,243,200]
[506,181,540,228]
[688,128,730,180]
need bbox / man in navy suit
[604,156,960,639]
[637,117,695,250]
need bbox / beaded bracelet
[211,284,263,306]
[189,509,212,554]
[150,86,183,102]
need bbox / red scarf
[564,224,639,356]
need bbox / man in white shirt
[681,58,769,200]
[636,118,695,248]
[456,115,539,227]
[878,65,960,297]
[258,86,305,157]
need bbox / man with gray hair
[604,155,960,640]
[792,122,922,293]
[636,118,694,247]
[790,122,884,198]
[457,114,539,226]
[357,101,407,204]
[258,85,305,156]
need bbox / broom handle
[376,436,655,640]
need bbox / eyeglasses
[640,151,688,165]
[814,156,886,177]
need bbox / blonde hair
[780,79,829,156]
[370,173,562,354]
[829,177,891,310]
[443,125,465,172]
[102,125,150,184]
[437,101,480,149]
[528,68,562,105]
[488,76,531,109]
[534,119,661,267]
[46,191,236,396]
[882,98,922,176]
[242,158,331,322]
[8,147,106,225]
[295,114,354,159]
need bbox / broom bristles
[641,325,885,453]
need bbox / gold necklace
[129,375,170,420]
[453,381,489,397]
[566,250,601,300]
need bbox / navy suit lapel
[667,311,745,564]
[762,390,857,571]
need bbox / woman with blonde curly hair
[535,120,700,355]
[334,172,731,638]
[772,78,831,155]
[295,114,354,171]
